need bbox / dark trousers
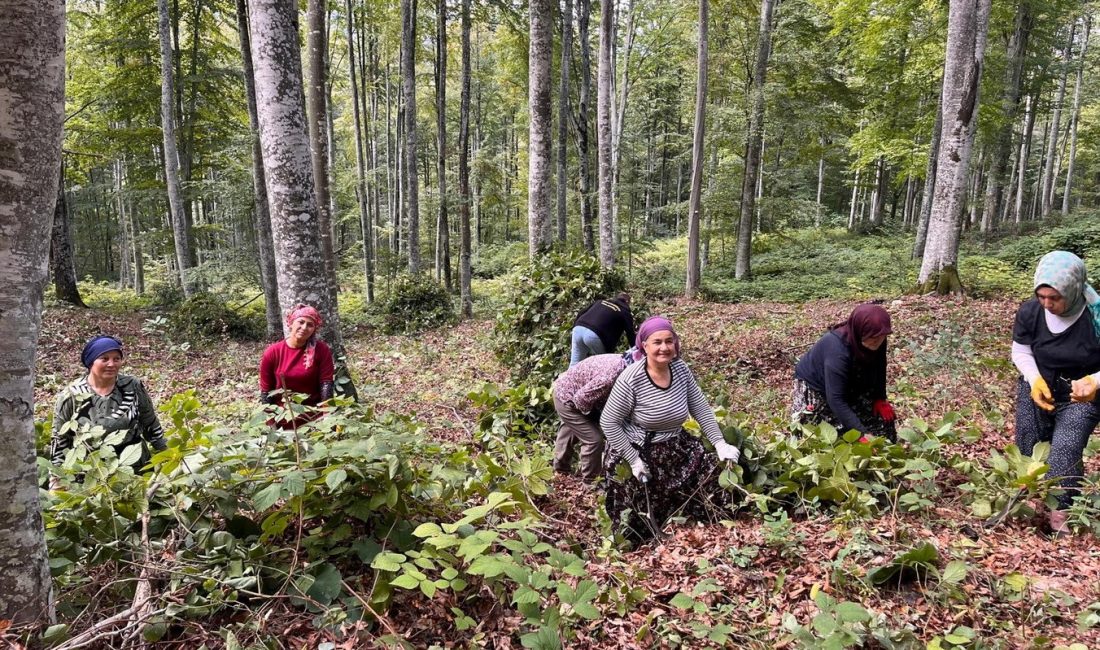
[1015,378,1100,509]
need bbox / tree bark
[734,0,776,280]
[685,0,707,298]
[917,0,993,293]
[609,0,636,253]
[1041,23,1074,220]
[459,0,473,317]
[575,0,595,252]
[306,0,339,293]
[346,0,375,302]
[248,0,352,389]
[528,0,554,257]
[596,0,615,266]
[556,0,573,243]
[435,0,452,288]
[1014,90,1036,222]
[157,0,196,296]
[236,0,281,338]
[912,88,943,258]
[1062,16,1089,215]
[51,166,85,307]
[0,0,63,625]
[402,0,422,272]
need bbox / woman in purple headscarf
[791,303,897,442]
[599,316,740,543]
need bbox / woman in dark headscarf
[259,304,335,428]
[791,303,897,442]
[49,335,167,487]
[1012,251,1100,534]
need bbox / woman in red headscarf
[791,303,897,442]
[259,304,335,427]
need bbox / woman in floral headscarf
[791,303,897,442]
[259,304,335,427]
[1012,251,1100,534]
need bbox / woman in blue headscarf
[48,335,167,488]
[1012,251,1100,533]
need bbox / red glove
[872,399,895,422]
[858,435,871,444]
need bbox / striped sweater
[599,358,723,464]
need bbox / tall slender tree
[575,0,595,251]
[556,0,573,243]
[459,0,473,317]
[51,166,86,307]
[685,0,707,298]
[306,0,339,290]
[1062,16,1090,215]
[435,0,451,286]
[917,0,993,293]
[596,0,615,266]
[346,0,375,302]
[1040,22,1074,220]
[402,0,422,272]
[0,0,64,625]
[529,0,553,256]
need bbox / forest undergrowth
[16,222,1100,649]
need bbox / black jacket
[574,298,636,352]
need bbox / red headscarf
[832,303,892,363]
[286,304,323,368]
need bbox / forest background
[5,0,1100,646]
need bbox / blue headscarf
[1034,251,1100,337]
[81,335,123,368]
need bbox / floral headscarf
[1034,251,1100,336]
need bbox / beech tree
[402,0,421,272]
[596,0,614,267]
[0,0,65,625]
[685,0,707,298]
[51,166,86,307]
[529,0,553,256]
[459,0,473,317]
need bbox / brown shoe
[1049,509,1071,535]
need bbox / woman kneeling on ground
[259,304,335,428]
[553,352,636,481]
[599,316,740,543]
[1012,251,1100,534]
[791,303,897,442]
[49,335,168,488]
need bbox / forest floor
[33,293,1100,648]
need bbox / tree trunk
[685,0,707,298]
[734,0,777,280]
[1041,23,1074,220]
[306,0,339,294]
[609,0,636,254]
[556,0,573,243]
[917,0,993,293]
[596,0,615,266]
[1014,91,1036,223]
[459,0,473,317]
[869,156,886,227]
[436,0,451,287]
[346,0,375,302]
[402,0,421,272]
[51,165,85,307]
[237,0,281,338]
[0,0,63,625]
[912,88,943,258]
[248,0,353,394]
[529,0,553,257]
[157,0,195,296]
[815,149,824,227]
[576,0,595,252]
[1062,16,1089,215]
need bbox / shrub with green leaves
[168,292,264,341]
[493,251,626,384]
[380,273,456,334]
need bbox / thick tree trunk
[236,0,281,338]
[51,167,85,307]
[734,0,776,280]
[0,0,63,625]
[402,0,421,272]
[912,88,943,258]
[556,0,573,243]
[1062,17,1089,215]
[596,0,615,266]
[980,1,1031,234]
[435,0,451,287]
[576,0,595,252]
[685,0,707,298]
[459,0,473,317]
[529,0,553,257]
[157,0,196,296]
[1041,24,1074,220]
[306,0,339,293]
[346,0,375,302]
[917,0,992,293]
[248,0,353,394]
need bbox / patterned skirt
[790,378,896,442]
[602,430,731,544]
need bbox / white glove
[714,441,741,464]
[629,458,650,483]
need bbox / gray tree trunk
[435,0,452,286]
[575,0,595,251]
[528,0,553,257]
[345,0,375,302]
[1014,91,1036,223]
[556,0,573,243]
[0,0,63,625]
[734,0,777,280]
[306,0,339,292]
[609,0,636,253]
[685,0,707,297]
[1041,23,1074,220]
[912,88,943,258]
[1062,16,1089,215]
[815,149,824,227]
[402,0,422,272]
[158,0,196,296]
[869,156,886,227]
[236,0,281,338]
[459,0,473,317]
[596,0,615,266]
[917,0,993,293]
[51,167,86,307]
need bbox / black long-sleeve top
[574,298,636,352]
[794,330,887,433]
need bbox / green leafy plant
[379,273,456,334]
[168,292,264,341]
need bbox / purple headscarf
[633,316,681,362]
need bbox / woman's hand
[1071,376,1098,403]
[713,441,741,463]
[871,399,895,422]
[629,458,650,483]
[1030,377,1055,411]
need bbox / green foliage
[468,381,556,440]
[957,442,1053,525]
[379,274,456,335]
[493,251,626,384]
[473,241,530,279]
[995,215,1100,279]
[168,292,264,341]
[866,542,940,587]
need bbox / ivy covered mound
[27,294,1100,649]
